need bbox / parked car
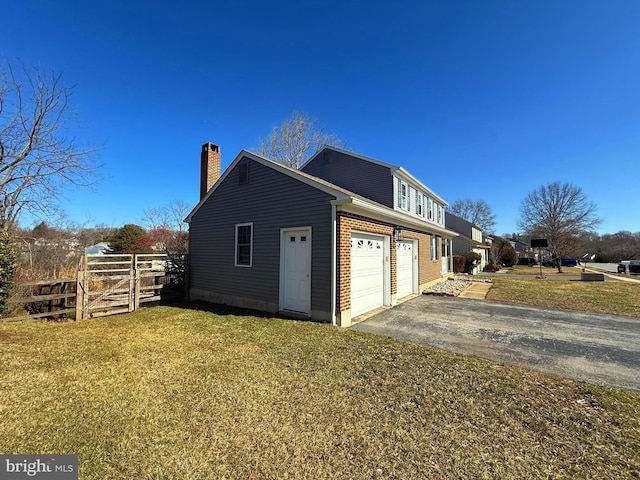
[620,260,640,274]
[543,258,579,267]
[561,258,579,267]
[517,258,538,266]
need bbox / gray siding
[451,236,474,254]
[445,212,473,237]
[302,149,394,207]
[189,157,335,316]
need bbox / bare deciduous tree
[0,61,98,230]
[143,199,190,255]
[449,198,496,233]
[518,182,601,272]
[255,111,346,169]
[143,199,189,232]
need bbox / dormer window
[416,193,424,216]
[398,179,408,210]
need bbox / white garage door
[396,241,415,299]
[351,233,385,318]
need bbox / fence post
[127,255,134,312]
[133,255,141,311]
[76,256,84,321]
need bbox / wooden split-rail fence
[2,253,184,322]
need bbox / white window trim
[235,222,253,267]
[416,193,424,217]
[399,180,408,210]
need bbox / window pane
[236,225,252,266]
[237,245,251,264]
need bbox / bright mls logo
[0,455,77,479]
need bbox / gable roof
[303,145,448,206]
[445,211,484,233]
[185,150,353,223]
[185,149,457,237]
[453,233,491,249]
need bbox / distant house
[445,212,490,274]
[84,242,111,255]
[186,143,458,327]
[508,238,534,258]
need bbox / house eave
[332,198,457,238]
[394,167,448,206]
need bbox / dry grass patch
[1,305,639,479]
[487,278,640,318]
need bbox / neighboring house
[186,143,457,327]
[509,238,534,258]
[85,242,111,255]
[445,212,491,274]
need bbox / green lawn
[487,277,640,318]
[1,305,639,479]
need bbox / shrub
[483,263,501,272]
[0,230,18,314]
[453,255,466,273]
[108,224,147,253]
[493,237,518,267]
[461,251,482,274]
[126,235,154,254]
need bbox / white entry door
[351,233,385,318]
[280,228,311,315]
[396,241,415,299]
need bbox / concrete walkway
[457,282,493,299]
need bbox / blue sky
[2,0,638,235]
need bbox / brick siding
[336,211,444,313]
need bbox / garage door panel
[351,234,385,318]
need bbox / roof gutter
[331,198,457,238]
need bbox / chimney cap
[202,142,219,153]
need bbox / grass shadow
[162,299,330,324]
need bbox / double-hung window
[398,179,408,210]
[235,223,253,267]
[427,198,433,220]
[430,235,441,260]
[416,193,424,217]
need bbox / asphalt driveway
[353,295,640,392]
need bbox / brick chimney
[200,142,220,200]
